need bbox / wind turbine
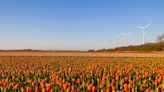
[136,23,151,45]
[103,40,110,49]
[104,40,116,49]
[113,36,123,47]
[122,33,131,46]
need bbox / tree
[157,33,164,51]
[157,33,164,43]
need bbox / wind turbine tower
[136,23,151,45]
[123,33,131,46]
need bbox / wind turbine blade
[145,22,151,29]
[136,26,144,29]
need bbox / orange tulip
[46,84,51,91]
[92,86,97,92]
[0,81,3,87]
[35,87,39,92]
[88,84,93,91]
[21,87,25,92]
[32,81,36,87]
[161,83,164,90]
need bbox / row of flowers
[0,56,164,92]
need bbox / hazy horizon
[0,0,164,50]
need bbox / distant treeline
[96,42,164,52]
[1,43,164,52]
[0,49,81,52]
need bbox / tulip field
[0,56,164,92]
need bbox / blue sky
[0,0,164,50]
